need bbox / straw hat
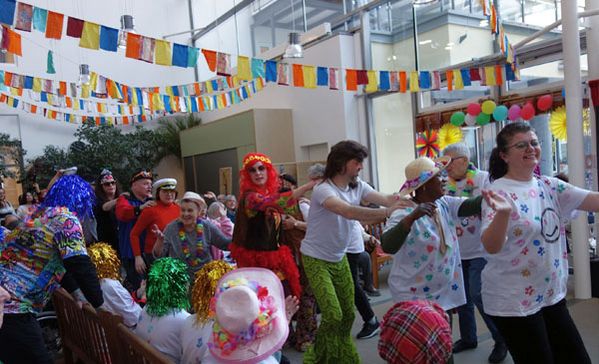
[180,191,205,209]
[399,156,451,196]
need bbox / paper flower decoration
[438,123,463,150]
[551,106,591,141]
[416,129,440,158]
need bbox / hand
[140,200,156,210]
[150,224,164,241]
[284,295,300,321]
[137,280,147,301]
[482,190,512,214]
[410,202,437,221]
[365,236,380,252]
[134,256,147,274]
[282,215,297,230]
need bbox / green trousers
[302,254,360,364]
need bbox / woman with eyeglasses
[230,152,317,300]
[481,121,598,363]
[94,169,122,254]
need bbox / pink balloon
[537,94,553,111]
[466,103,482,116]
[521,103,536,120]
[508,105,521,121]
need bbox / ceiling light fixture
[78,64,91,86]
[283,32,303,59]
[118,15,136,49]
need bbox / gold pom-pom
[87,242,121,280]
[438,123,463,151]
[191,260,233,324]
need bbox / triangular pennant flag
[237,56,252,81]
[187,47,199,67]
[216,52,231,76]
[409,71,420,92]
[303,66,316,88]
[66,17,84,37]
[45,11,64,39]
[365,70,378,93]
[79,21,100,50]
[15,2,33,32]
[32,7,47,32]
[99,26,119,51]
[126,33,142,59]
[140,36,155,63]
[202,49,217,72]
[265,60,277,82]
[172,43,189,68]
[155,40,172,66]
[46,50,56,74]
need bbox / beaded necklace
[179,219,205,268]
[446,163,478,197]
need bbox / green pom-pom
[146,257,190,317]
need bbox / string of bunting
[479,0,517,67]
[0,76,267,124]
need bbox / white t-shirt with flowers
[384,196,466,311]
[480,176,588,317]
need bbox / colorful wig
[39,175,95,218]
[191,260,234,325]
[146,257,190,317]
[87,242,121,280]
[239,152,280,196]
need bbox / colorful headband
[399,170,438,193]
[130,170,153,184]
[208,277,277,356]
[242,154,272,169]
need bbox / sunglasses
[102,181,116,186]
[248,165,266,174]
[508,139,540,150]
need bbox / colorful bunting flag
[409,71,419,92]
[140,36,154,63]
[155,39,172,66]
[46,50,55,74]
[66,17,84,37]
[216,52,231,76]
[277,63,289,85]
[317,67,328,86]
[251,58,265,79]
[237,56,251,81]
[346,69,357,91]
[365,70,378,93]
[431,71,441,90]
[460,69,471,86]
[484,66,496,86]
[265,60,277,82]
[187,47,199,67]
[32,7,47,32]
[379,71,390,91]
[125,32,142,59]
[390,71,399,91]
[99,26,119,51]
[0,0,16,26]
[303,66,316,89]
[419,71,431,90]
[292,64,304,87]
[329,68,339,90]
[202,49,217,72]
[356,70,368,85]
[399,71,407,93]
[453,69,463,90]
[172,43,188,67]
[15,2,33,32]
[45,11,64,39]
[5,27,21,56]
[80,21,100,50]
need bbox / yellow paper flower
[550,106,590,142]
[438,123,463,150]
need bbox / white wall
[0,0,195,158]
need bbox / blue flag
[99,26,119,51]
[187,47,199,67]
[379,71,390,90]
[317,67,328,86]
[32,7,47,32]
[460,69,471,86]
[265,60,277,82]
[251,58,265,79]
[0,0,16,27]
[172,43,189,68]
[419,71,431,89]
[24,76,33,89]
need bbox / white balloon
[465,114,477,126]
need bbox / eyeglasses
[508,139,540,150]
[102,181,116,186]
[449,156,467,165]
[161,189,176,194]
[248,165,266,174]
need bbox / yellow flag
[237,56,252,81]
[47,94,54,104]
[409,71,420,92]
[484,66,496,86]
[10,87,19,96]
[152,93,164,111]
[453,69,464,90]
[32,78,42,92]
[303,66,317,88]
[131,89,138,105]
[89,72,98,91]
[166,86,174,96]
[365,70,378,93]
[206,81,213,94]
[79,22,100,50]
[155,40,172,66]
[81,84,90,98]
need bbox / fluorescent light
[479,19,489,27]
[419,39,432,45]
[446,42,455,46]
[444,46,452,50]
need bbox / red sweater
[129,202,180,256]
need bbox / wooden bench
[366,221,393,289]
[117,323,172,364]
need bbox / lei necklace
[179,220,205,267]
[446,163,478,197]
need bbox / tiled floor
[283,265,599,363]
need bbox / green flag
[47,50,56,74]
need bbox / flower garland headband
[208,277,277,356]
[242,154,272,169]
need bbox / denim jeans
[456,257,504,344]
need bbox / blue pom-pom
[40,175,96,218]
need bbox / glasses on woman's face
[508,139,540,150]
[103,182,116,186]
[248,165,266,174]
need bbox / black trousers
[489,299,591,364]
[346,252,375,323]
[0,313,54,364]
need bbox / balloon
[466,103,481,116]
[508,105,521,121]
[481,100,496,115]
[476,112,491,125]
[464,114,477,126]
[537,94,553,111]
[492,105,508,121]
[450,112,466,126]
[521,103,536,120]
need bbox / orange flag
[202,49,217,72]
[6,28,22,56]
[346,69,358,91]
[45,11,64,39]
[495,65,503,86]
[293,64,304,87]
[446,70,454,91]
[399,71,407,93]
[59,81,67,96]
[125,33,141,59]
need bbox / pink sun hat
[208,268,288,364]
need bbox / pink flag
[329,67,339,90]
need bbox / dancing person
[16,191,37,219]
[442,143,507,363]
[94,169,121,254]
[300,140,406,363]
[481,121,598,363]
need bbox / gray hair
[307,163,326,180]
[442,142,470,160]
[225,194,237,202]
[207,201,226,219]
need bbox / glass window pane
[523,0,557,27]
[499,0,523,23]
